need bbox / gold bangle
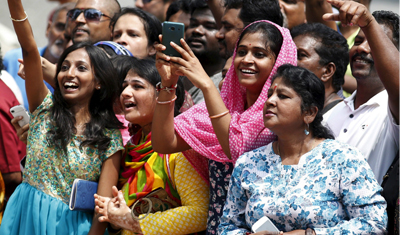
[209,110,229,119]
[10,11,28,22]
[156,95,177,105]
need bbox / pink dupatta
[174,20,297,181]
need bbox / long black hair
[111,56,185,117]
[48,42,123,152]
[272,64,334,139]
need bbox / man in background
[184,0,225,104]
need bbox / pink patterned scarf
[174,20,297,181]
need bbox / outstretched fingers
[323,0,373,27]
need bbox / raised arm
[7,0,49,113]
[305,0,337,30]
[153,38,233,158]
[152,36,191,154]
[323,0,399,122]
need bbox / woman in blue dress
[1,1,124,234]
[218,65,387,234]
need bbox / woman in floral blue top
[218,65,387,235]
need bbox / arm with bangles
[7,0,48,113]
[152,36,233,158]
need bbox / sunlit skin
[185,8,219,57]
[120,70,157,135]
[293,35,325,79]
[71,0,113,43]
[234,32,276,102]
[349,25,393,80]
[215,8,244,59]
[112,14,156,58]
[57,48,99,107]
[263,77,305,136]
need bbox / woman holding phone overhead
[2,1,124,234]
[152,20,297,233]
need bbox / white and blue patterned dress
[218,139,387,235]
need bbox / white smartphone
[10,105,30,127]
[252,216,280,233]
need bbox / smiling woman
[2,1,124,234]
[94,57,209,235]
[152,20,297,234]
[218,64,387,234]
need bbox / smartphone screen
[162,21,185,57]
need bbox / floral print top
[23,92,124,205]
[218,139,387,235]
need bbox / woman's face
[263,77,305,134]
[57,48,99,106]
[234,32,276,96]
[113,14,155,59]
[120,70,157,127]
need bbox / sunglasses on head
[67,8,110,22]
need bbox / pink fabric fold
[174,20,297,182]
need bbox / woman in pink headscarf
[153,20,297,234]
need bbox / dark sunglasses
[67,8,110,22]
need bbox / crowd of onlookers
[0,0,398,234]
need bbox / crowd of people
[0,0,398,234]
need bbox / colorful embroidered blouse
[23,92,124,205]
[121,152,209,235]
[218,139,387,234]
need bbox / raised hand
[11,116,29,145]
[322,0,374,28]
[155,35,180,87]
[168,38,212,90]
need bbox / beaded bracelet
[156,95,177,105]
[209,110,229,119]
[156,82,177,93]
[10,11,28,22]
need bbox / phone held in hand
[10,105,30,127]
[252,216,280,233]
[162,21,185,57]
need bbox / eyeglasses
[67,8,110,22]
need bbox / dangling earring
[304,123,310,135]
